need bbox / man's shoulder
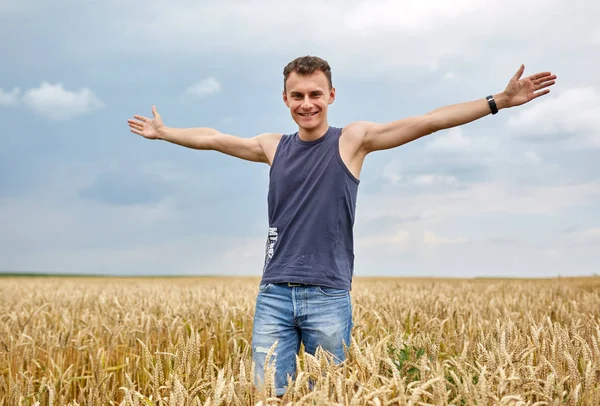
[340,121,370,149]
[257,132,286,140]
[341,121,369,138]
[256,132,286,148]
[256,132,286,166]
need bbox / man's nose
[301,96,312,109]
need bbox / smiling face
[283,70,336,135]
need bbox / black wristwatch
[486,95,498,115]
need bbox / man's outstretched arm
[358,65,557,153]
[127,105,279,164]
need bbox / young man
[127,56,556,396]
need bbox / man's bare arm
[358,94,506,152]
[358,65,556,154]
[158,127,277,163]
[127,106,281,164]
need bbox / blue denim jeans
[252,282,353,396]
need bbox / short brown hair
[283,56,332,91]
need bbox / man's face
[283,70,335,131]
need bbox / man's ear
[282,90,289,107]
[329,87,336,104]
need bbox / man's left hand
[502,64,557,108]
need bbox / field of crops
[1,276,599,405]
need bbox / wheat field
[1,276,599,405]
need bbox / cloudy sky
[1,0,599,278]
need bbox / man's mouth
[298,111,319,117]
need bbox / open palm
[127,105,164,139]
[504,65,556,107]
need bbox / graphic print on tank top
[264,227,278,267]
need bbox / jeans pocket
[316,286,349,297]
[259,283,273,292]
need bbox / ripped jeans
[251,282,353,396]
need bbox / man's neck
[298,122,330,142]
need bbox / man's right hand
[127,105,164,140]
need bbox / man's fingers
[535,81,555,91]
[133,115,149,122]
[513,64,525,80]
[530,72,553,82]
[533,75,557,86]
[531,76,556,90]
[127,120,144,129]
[532,89,551,99]
[152,105,159,117]
[130,128,142,136]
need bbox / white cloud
[544,249,560,258]
[380,162,458,187]
[524,151,542,165]
[0,87,21,106]
[3,0,599,111]
[423,230,468,246]
[423,128,508,160]
[381,162,404,184]
[0,185,264,276]
[442,72,456,81]
[508,87,600,147]
[564,227,600,246]
[5,0,599,104]
[357,229,411,248]
[454,181,600,216]
[30,0,590,84]
[343,0,484,33]
[22,82,104,121]
[592,28,600,45]
[184,77,221,98]
[356,228,468,253]
[361,180,600,224]
[413,174,457,186]
[425,128,472,151]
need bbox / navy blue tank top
[260,126,359,291]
